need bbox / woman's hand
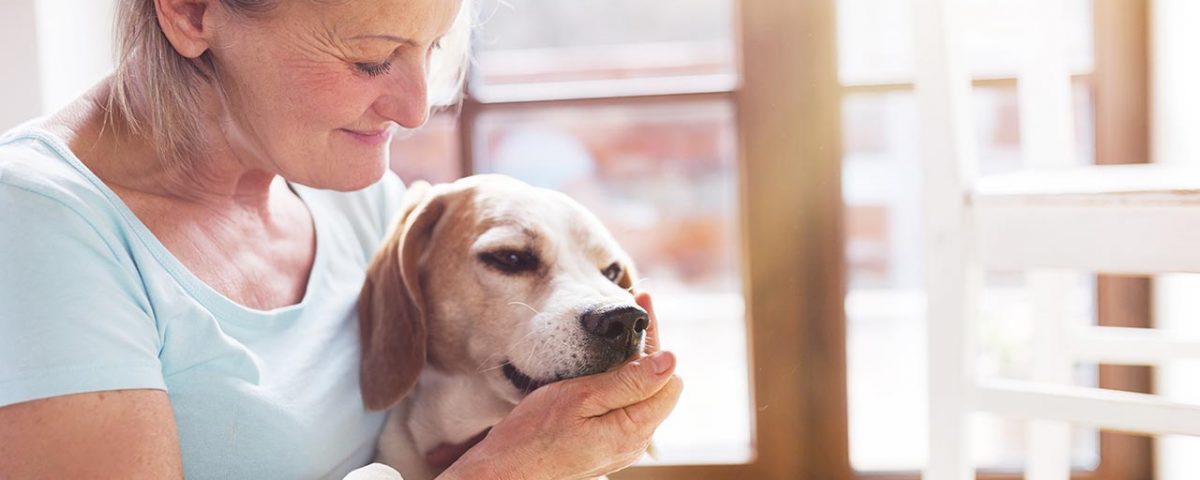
[442,292,682,480]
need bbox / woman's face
[207,0,463,191]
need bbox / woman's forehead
[278,0,462,43]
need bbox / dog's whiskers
[474,301,541,371]
[507,301,542,315]
[476,322,542,373]
[627,278,651,293]
[524,332,549,371]
[477,301,581,377]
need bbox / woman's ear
[154,0,219,58]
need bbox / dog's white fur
[358,175,645,480]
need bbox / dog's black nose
[580,305,649,350]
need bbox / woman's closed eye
[354,40,442,78]
[354,61,392,78]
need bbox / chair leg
[926,407,973,480]
[1026,271,1076,480]
[925,258,981,480]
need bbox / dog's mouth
[502,362,562,395]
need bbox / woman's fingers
[603,375,683,436]
[461,347,684,479]
[569,351,677,418]
[634,291,659,354]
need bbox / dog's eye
[602,262,622,284]
[480,249,540,274]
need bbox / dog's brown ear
[358,180,446,410]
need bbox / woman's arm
[0,389,183,478]
[0,181,179,477]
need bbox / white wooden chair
[915,0,1200,479]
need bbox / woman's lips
[340,128,392,145]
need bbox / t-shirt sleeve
[0,183,165,408]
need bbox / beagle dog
[358,174,647,480]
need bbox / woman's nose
[373,57,430,129]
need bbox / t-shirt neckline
[14,126,329,326]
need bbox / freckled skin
[202,0,462,191]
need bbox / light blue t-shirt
[0,125,403,479]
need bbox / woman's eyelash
[355,41,441,78]
[354,61,392,78]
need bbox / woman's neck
[47,76,280,212]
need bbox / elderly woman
[0,0,682,478]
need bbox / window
[470,0,736,101]
[393,0,833,477]
[472,100,749,463]
[395,0,755,467]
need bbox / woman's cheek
[311,79,382,128]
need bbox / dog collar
[425,428,492,470]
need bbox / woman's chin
[292,158,389,192]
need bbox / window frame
[445,0,845,477]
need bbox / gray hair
[107,0,473,168]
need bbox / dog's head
[359,174,646,410]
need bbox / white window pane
[389,114,462,185]
[837,0,1095,85]
[472,0,736,100]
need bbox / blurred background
[3,0,1200,479]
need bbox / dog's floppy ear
[358,180,447,410]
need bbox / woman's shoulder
[0,124,132,254]
[0,125,163,411]
[0,125,109,210]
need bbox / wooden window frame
[447,0,843,477]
